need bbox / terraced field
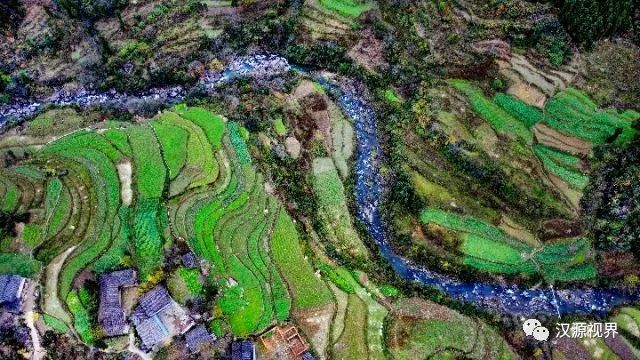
[552,306,640,360]
[0,104,339,341]
[417,81,639,279]
[452,81,638,201]
[321,264,387,360]
[312,157,369,260]
[386,298,517,359]
[298,0,372,41]
[420,208,597,281]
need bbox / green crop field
[319,0,372,18]
[151,119,189,179]
[450,80,532,143]
[312,157,369,259]
[0,106,299,341]
[103,128,132,157]
[421,208,596,281]
[542,88,637,145]
[93,207,131,273]
[127,126,166,198]
[66,290,94,344]
[227,122,251,165]
[533,145,589,189]
[43,314,70,333]
[270,209,333,310]
[133,198,164,279]
[333,293,368,359]
[493,93,543,128]
[176,105,226,150]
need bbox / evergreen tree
[557,0,635,45]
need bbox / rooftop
[0,274,26,312]
[131,286,172,324]
[98,269,137,337]
[231,340,255,360]
[185,324,215,351]
[136,316,169,349]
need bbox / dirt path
[116,160,133,206]
[23,280,45,360]
[43,245,76,323]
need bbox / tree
[557,0,635,45]
[0,0,23,35]
[54,0,129,21]
[581,125,640,254]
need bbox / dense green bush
[0,0,23,35]
[55,0,128,20]
[557,0,636,46]
[581,127,640,254]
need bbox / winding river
[1,55,638,318]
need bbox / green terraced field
[450,80,532,143]
[270,209,333,310]
[319,0,372,18]
[0,105,335,342]
[421,208,596,281]
[127,126,166,198]
[151,119,189,179]
[543,88,637,145]
[66,290,94,344]
[493,93,543,128]
[312,157,369,259]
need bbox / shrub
[21,223,42,249]
[317,263,355,293]
[0,252,41,278]
[581,134,640,253]
[54,0,128,20]
[558,0,635,46]
[66,290,94,344]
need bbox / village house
[131,285,194,350]
[185,323,216,352]
[0,274,26,313]
[231,339,256,360]
[98,269,137,337]
[301,352,316,360]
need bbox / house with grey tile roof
[302,352,315,360]
[136,316,168,349]
[185,324,215,351]
[181,252,198,268]
[0,274,26,312]
[98,269,137,336]
[131,285,194,351]
[130,286,172,325]
[231,340,255,360]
